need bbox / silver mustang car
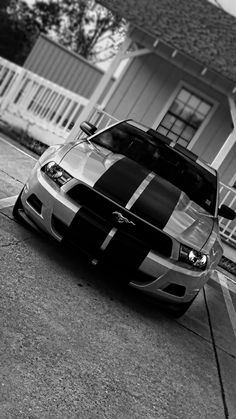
[13,120,235,316]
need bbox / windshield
[91,122,217,215]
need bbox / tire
[12,188,24,222]
[169,293,198,318]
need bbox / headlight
[41,162,73,186]
[179,245,208,270]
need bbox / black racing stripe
[101,230,149,270]
[65,183,172,257]
[62,208,111,257]
[131,175,181,230]
[93,157,149,206]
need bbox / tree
[0,0,126,65]
[0,0,38,64]
[31,0,127,62]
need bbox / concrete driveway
[1,134,236,419]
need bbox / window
[156,88,212,148]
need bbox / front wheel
[169,293,198,318]
[12,188,24,222]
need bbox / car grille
[66,183,173,261]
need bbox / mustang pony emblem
[112,211,136,225]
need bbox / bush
[0,122,48,156]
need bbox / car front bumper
[20,163,211,305]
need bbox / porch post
[211,96,236,169]
[65,36,133,143]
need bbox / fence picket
[0,56,88,143]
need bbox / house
[0,0,235,244]
[66,0,236,192]
[23,34,114,101]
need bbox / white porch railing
[0,56,88,145]
[219,183,236,245]
[75,105,119,140]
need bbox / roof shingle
[98,0,236,83]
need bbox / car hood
[60,141,214,250]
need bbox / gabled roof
[98,0,236,84]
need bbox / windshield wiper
[191,207,216,218]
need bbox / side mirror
[218,204,236,220]
[80,121,97,136]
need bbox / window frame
[152,81,218,150]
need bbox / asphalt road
[0,134,236,419]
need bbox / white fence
[219,183,236,245]
[0,56,88,145]
[0,57,236,247]
[76,106,119,140]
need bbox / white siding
[104,52,233,183]
[24,35,114,99]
